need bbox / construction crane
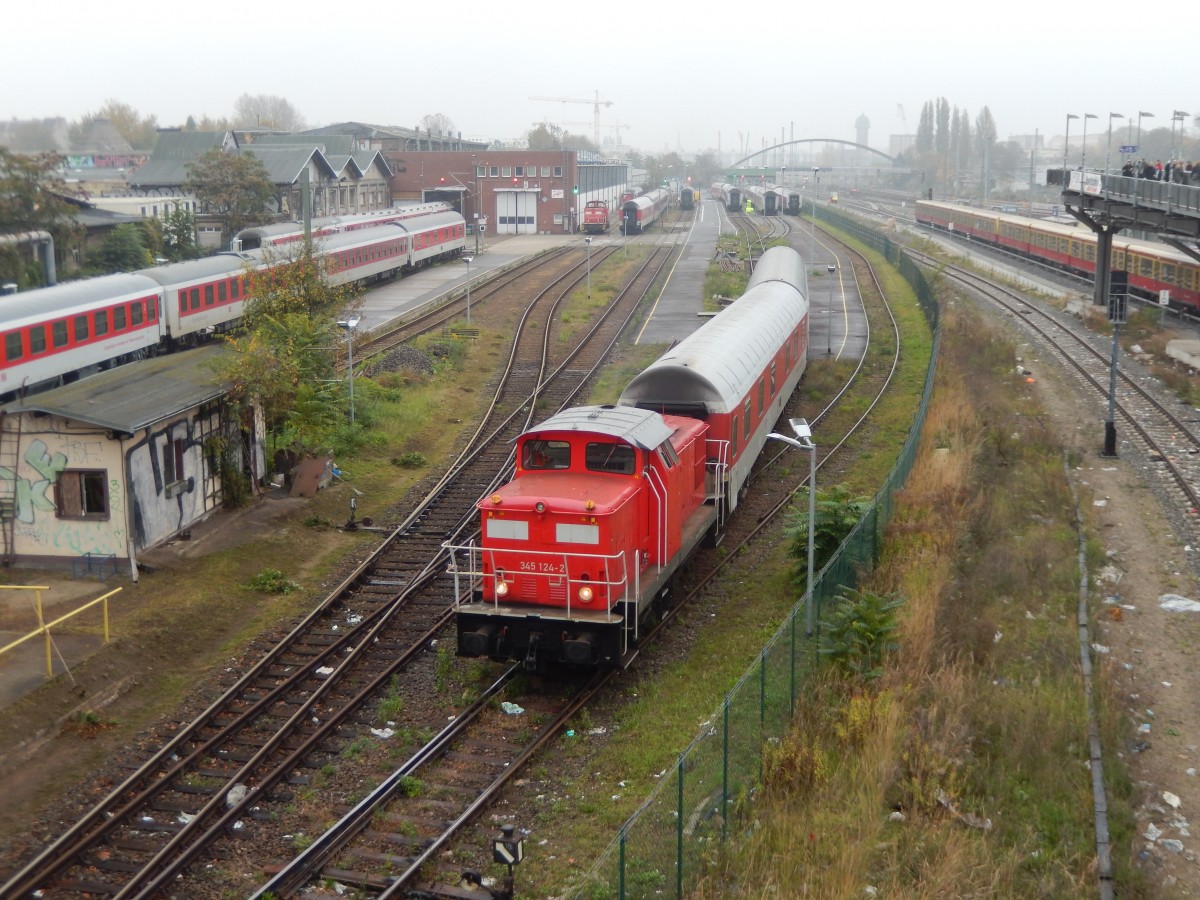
[529,91,613,147]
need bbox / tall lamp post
[462,256,474,326]
[1105,113,1125,196]
[810,166,820,265]
[1064,114,1078,185]
[1172,110,1188,167]
[1081,113,1098,171]
[584,237,592,299]
[767,418,818,635]
[336,315,361,425]
[825,264,836,355]
[1135,111,1155,167]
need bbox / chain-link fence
[574,214,940,899]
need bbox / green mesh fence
[575,213,941,899]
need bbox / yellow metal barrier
[0,585,122,678]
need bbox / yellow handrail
[0,585,122,678]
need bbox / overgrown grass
[688,301,1141,897]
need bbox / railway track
[0,243,678,899]
[909,247,1200,533]
[387,226,905,898]
[350,247,576,362]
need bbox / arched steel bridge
[734,138,897,168]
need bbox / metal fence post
[676,756,685,898]
[619,829,626,899]
[722,698,729,841]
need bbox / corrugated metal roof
[3,344,233,433]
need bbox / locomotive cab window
[55,469,109,520]
[522,439,570,470]
[585,442,636,475]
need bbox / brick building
[387,150,630,235]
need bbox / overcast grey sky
[7,0,1191,158]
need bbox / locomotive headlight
[491,494,503,505]
[535,501,546,514]
[495,580,509,597]
[578,584,594,603]
[585,499,595,511]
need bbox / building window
[515,166,524,177]
[489,166,499,177]
[55,470,109,520]
[501,166,511,178]
[541,166,551,177]
[476,165,485,177]
[553,166,563,177]
[163,437,185,487]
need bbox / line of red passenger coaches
[915,199,1200,310]
[448,246,810,670]
[0,204,465,400]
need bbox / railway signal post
[463,255,474,326]
[336,315,361,424]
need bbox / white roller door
[496,190,538,235]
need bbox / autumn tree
[161,205,197,261]
[70,101,159,151]
[184,149,276,245]
[0,149,81,286]
[233,94,306,131]
[96,223,153,272]
[214,245,361,452]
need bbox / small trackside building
[0,345,265,576]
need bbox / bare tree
[233,95,307,132]
[420,113,457,136]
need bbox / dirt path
[1013,323,1200,896]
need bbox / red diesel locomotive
[582,200,612,234]
[448,246,809,669]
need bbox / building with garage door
[386,150,630,235]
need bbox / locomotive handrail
[445,541,636,616]
[644,463,669,565]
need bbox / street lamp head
[826,265,836,274]
[584,237,592,245]
[1139,111,1155,119]
[1067,113,1079,120]
[336,315,361,330]
[1110,112,1125,120]
[463,255,473,265]
[1084,113,1098,119]
[788,417,812,440]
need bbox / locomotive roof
[620,251,807,414]
[524,405,674,450]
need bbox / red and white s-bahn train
[582,200,613,234]
[620,188,671,235]
[915,199,1200,312]
[0,210,465,400]
[448,246,810,669]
